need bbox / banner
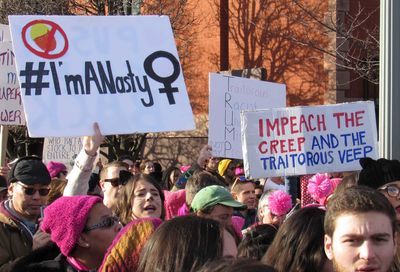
[0,42,25,125]
[42,136,83,172]
[241,101,378,178]
[9,15,195,137]
[0,24,11,42]
[208,73,285,159]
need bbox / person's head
[262,207,329,272]
[137,215,223,272]
[7,156,51,221]
[358,158,400,223]
[116,173,165,225]
[0,175,8,202]
[324,186,397,272]
[46,161,67,179]
[99,217,162,272]
[47,178,67,205]
[332,171,359,197]
[191,185,246,227]
[41,196,122,269]
[238,224,278,260]
[307,173,342,205]
[197,258,276,272]
[257,190,292,227]
[99,161,128,211]
[162,166,181,190]
[185,170,225,208]
[140,160,155,174]
[206,157,221,172]
[118,155,134,172]
[231,177,257,210]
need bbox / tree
[292,0,379,85]
[210,0,330,105]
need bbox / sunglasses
[84,216,119,232]
[379,184,400,198]
[231,176,259,191]
[16,182,50,196]
[103,170,132,187]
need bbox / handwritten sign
[241,101,378,178]
[9,15,194,137]
[42,137,83,171]
[0,42,25,125]
[0,24,11,42]
[208,73,285,159]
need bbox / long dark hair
[161,166,181,190]
[137,216,223,272]
[262,207,327,272]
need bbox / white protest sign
[208,73,285,159]
[241,101,378,178]
[42,136,83,172]
[0,41,25,125]
[9,15,195,137]
[0,24,11,42]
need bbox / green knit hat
[191,185,246,212]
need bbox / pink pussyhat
[307,173,342,205]
[268,190,293,216]
[41,196,102,256]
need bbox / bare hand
[32,230,52,250]
[0,166,9,178]
[197,145,212,168]
[83,122,104,157]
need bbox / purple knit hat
[41,196,102,256]
[46,161,67,178]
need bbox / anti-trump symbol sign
[9,15,195,137]
[241,101,378,178]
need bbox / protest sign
[0,41,25,125]
[9,15,195,137]
[241,101,378,178]
[208,73,285,159]
[0,24,11,42]
[42,136,82,171]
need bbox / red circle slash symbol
[21,19,69,59]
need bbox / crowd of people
[0,123,399,271]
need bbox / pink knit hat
[46,161,67,178]
[267,190,293,216]
[41,196,102,256]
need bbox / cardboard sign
[0,24,11,42]
[241,101,378,178]
[208,73,285,159]
[42,136,82,172]
[0,42,25,125]
[9,15,195,137]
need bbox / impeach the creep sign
[241,101,378,178]
[9,15,194,137]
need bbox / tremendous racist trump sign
[208,73,285,159]
[9,15,195,137]
[241,101,378,178]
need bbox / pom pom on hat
[268,190,293,216]
[307,173,332,204]
[41,196,102,257]
[46,161,67,178]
